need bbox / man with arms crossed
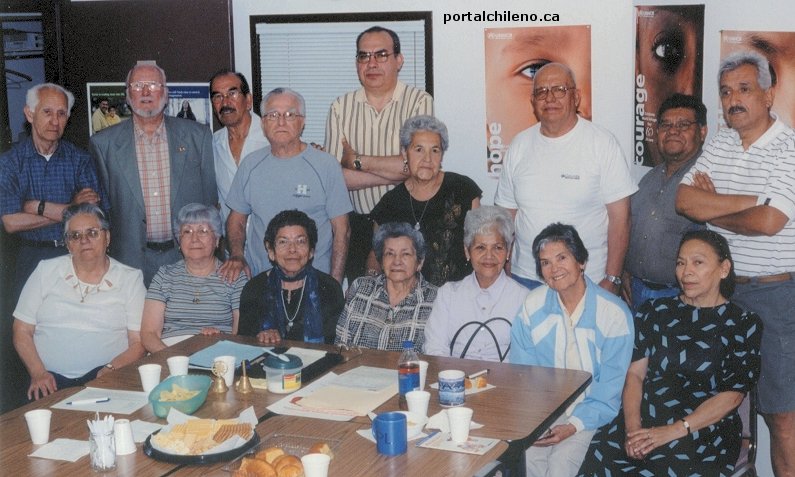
[677,51,795,477]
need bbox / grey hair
[533,62,577,88]
[125,61,167,86]
[399,115,450,152]
[373,222,426,263]
[62,203,110,234]
[261,87,306,115]
[463,206,514,249]
[719,51,773,90]
[26,83,75,114]
[173,203,222,243]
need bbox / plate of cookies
[225,434,338,477]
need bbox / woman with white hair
[423,206,528,361]
[141,203,248,352]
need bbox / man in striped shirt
[677,51,795,477]
[324,26,433,284]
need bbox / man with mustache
[677,51,795,477]
[209,70,267,226]
[623,94,706,311]
[91,61,217,286]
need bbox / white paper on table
[131,420,164,443]
[416,432,501,455]
[426,409,484,433]
[356,428,428,443]
[149,407,258,455]
[51,387,149,414]
[28,438,89,462]
[295,384,395,416]
[268,373,356,421]
[429,382,496,395]
[332,366,396,392]
[285,347,328,368]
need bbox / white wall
[233,1,791,474]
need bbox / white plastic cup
[301,453,331,477]
[113,418,136,455]
[447,407,474,444]
[418,360,429,390]
[214,355,236,386]
[405,390,431,418]
[24,409,52,445]
[166,356,189,376]
[138,364,162,393]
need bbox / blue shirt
[0,137,107,241]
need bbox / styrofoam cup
[301,453,331,477]
[166,356,189,376]
[214,355,236,386]
[113,418,136,455]
[418,360,429,390]
[406,390,431,418]
[138,364,162,393]
[447,407,474,444]
[24,409,52,445]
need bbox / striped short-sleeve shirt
[681,118,795,275]
[324,81,433,214]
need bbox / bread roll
[255,446,285,464]
[273,454,303,474]
[465,375,487,389]
[277,464,304,477]
[308,441,335,459]
[238,457,277,477]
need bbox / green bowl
[148,374,212,418]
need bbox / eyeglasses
[210,89,243,104]
[180,227,213,239]
[263,111,304,122]
[129,81,164,92]
[356,50,393,64]
[273,237,309,249]
[658,120,698,132]
[532,85,575,100]
[65,228,103,242]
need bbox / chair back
[449,317,512,362]
[731,391,758,477]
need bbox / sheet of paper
[268,372,357,421]
[332,366,396,392]
[188,340,268,369]
[28,438,89,462]
[51,387,149,414]
[416,431,500,455]
[285,347,328,368]
[131,420,164,443]
[294,384,395,416]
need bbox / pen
[66,397,111,406]
[416,430,440,446]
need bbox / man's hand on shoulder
[219,255,251,283]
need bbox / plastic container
[398,340,420,410]
[148,374,211,418]
[263,353,303,394]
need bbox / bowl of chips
[149,375,212,418]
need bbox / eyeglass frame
[355,49,394,64]
[262,111,304,122]
[657,119,699,133]
[178,226,215,240]
[210,89,244,104]
[272,236,310,250]
[64,228,106,242]
[532,85,576,101]
[128,81,165,92]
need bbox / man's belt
[735,272,793,285]
[18,238,65,248]
[146,240,175,251]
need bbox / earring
[402,158,409,173]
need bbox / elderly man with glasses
[324,26,433,284]
[90,60,217,286]
[220,87,351,284]
[495,62,637,295]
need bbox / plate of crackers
[143,408,260,464]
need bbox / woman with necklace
[141,204,248,353]
[369,115,481,286]
[13,203,146,400]
[238,210,344,344]
[578,230,762,477]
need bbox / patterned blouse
[334,274,438,352]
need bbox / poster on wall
[86,83,212,138]
[633,4,704,168]
[484,25,591,177]
[721,30,795,130]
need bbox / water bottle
[398,340,420,410]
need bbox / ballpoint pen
[66,397,111,406]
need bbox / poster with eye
[484,25,591,177]
[721,31,795,130]
[634,5,704,168]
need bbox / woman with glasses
[368,115,481,287]
[140,203,248,353]
[13,203,146,400]
[238,210,344,344]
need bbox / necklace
[407,188,431,231]
[78,283,94,303]
[281,281,305,332]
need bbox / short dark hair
[263,210,318,264]
[532,223,588,279]
[209,69,251,96]
[678,229,736,298]
[356,26,401,55]
[657,93,707,125]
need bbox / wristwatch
[353,154,362,170]
[104,363,115,370]
[605,274,622,286]
[37,200,46,216]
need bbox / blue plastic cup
[372,411,407,456]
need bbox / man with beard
[90,61,217,285]
[208,70,267,226]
